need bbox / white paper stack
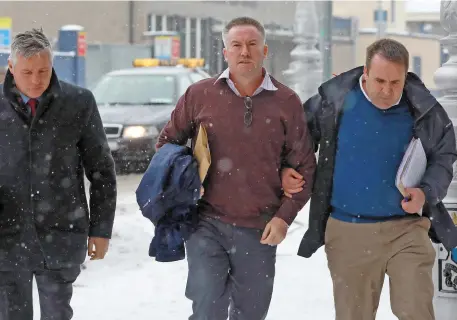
[395,138,427,212]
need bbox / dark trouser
[185,217,276,320]
[0,265,81,320]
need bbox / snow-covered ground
[32,174,396,319]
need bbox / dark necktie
[27,98,38,117]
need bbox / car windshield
[92,74,176,105]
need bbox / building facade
[0,1,447,91]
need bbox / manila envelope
[193,124,211,183]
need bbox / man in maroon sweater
[156,17,316,320]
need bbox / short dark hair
[222,17,265,46]
[366,38,409,72]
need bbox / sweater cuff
[274,199,298,226]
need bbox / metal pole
[321,1,333,81]
[376,0,386,39]
[128,1,135,44]
[433,1,457,318]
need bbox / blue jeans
[185,217,277,320]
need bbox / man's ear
[223,48,227,62]
[363,65,371,82]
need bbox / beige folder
[193,124,211,183]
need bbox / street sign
[0,29,10,47]
[77,31,86,57]
[0,17,12,48]
[374,9,387,39]
[154,35,181,60]
[171,37,180,60]
[374,9,388,23]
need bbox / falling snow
[25,175,401,319]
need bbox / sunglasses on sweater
[244,96,253,127]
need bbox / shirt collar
[359,75,402,107]
[19,92,41,104]
[214,68,278,92]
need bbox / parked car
[91,58,210,172]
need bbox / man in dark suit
[0,28,117,320]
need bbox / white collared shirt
[215,68,278,97]
[359,75,402,107]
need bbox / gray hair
[222,17,266,48]
[9,28,53,65]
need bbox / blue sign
[374,9,388,23]
[0,29,11,47]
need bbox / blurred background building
[0,1,447,92]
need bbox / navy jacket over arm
[136,143,201,262]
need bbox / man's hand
[88,237,110,260]
[401,188,426,214]
[260,217,289,246]
[281,167,305,198]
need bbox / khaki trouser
[325,216,436,320]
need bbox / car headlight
[123,126,159,138]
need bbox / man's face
[363,54,406,109]
[8,51,52,98]
[223,25,267,78]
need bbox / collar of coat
[319,66,438,118]
[2,68,62,104]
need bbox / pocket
[417,216,431,231]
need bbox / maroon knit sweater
[156,76,316,229]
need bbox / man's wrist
[272,216,289,228]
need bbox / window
[190,18,197,58]
[167,16,177,31]
[146,14,153,31]
[176,16,186,32]
[155,15,163,31]
[92,74,176,105]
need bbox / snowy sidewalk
[33,176,396,319]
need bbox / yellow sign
[133,59,160,67]
[133,58,205,68]
[177,58,205,68]
[0,17,12,29]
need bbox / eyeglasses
[244,96,253,127]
